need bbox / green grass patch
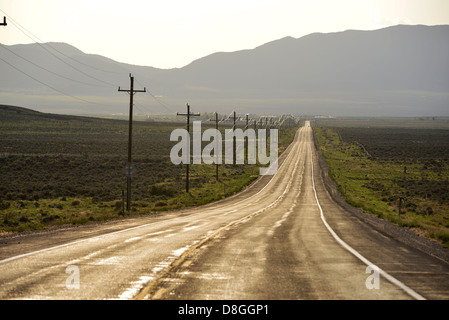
[314,125,449,249]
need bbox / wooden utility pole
[177,103,200,192]
[118,74,146,212]
[0,17,6,26]
[245,114,250,164]
[209,112,221,181]
[232,111,237,165]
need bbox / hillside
[0,104,115,123]
[0,104,81,120]
[1,25,448,116]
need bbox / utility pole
[263,117,270,149]
[245,114,250,164]
[118,74,146,212]
[232,111,237,165]
[177,103,200,193]
[209,112,220,181]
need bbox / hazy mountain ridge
[181,25,449,92]
[1,25,448,116]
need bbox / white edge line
[309,148,426,300]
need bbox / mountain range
[1,24,448,116]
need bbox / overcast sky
[1,0,448,69]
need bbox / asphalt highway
[0,121,448,300]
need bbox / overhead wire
[134,78,176,114]
[0,43,109,88]
[146,90,175,113]
[1,9,177,114]
[0,56,111,107]
[45,42,124,75]
[0,8,123,76]
[1,9,117,88]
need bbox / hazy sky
[1,0,448,69]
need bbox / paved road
[0,122,448,300]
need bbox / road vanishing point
[1,122,448,300]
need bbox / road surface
[0,121,448,300]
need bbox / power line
[118,74,146,212]
[133,103,149,116]
[46,42,124,75]
[37,41,117,88]
[0,56,111,107]
[177,103,200,193]
[146,90,175,113]
[0,43,109,88]
[1,40,168,115]
[0,10,175,115]
[0,8,121,75]
[0,9,117,88]
[134,78,175,113]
